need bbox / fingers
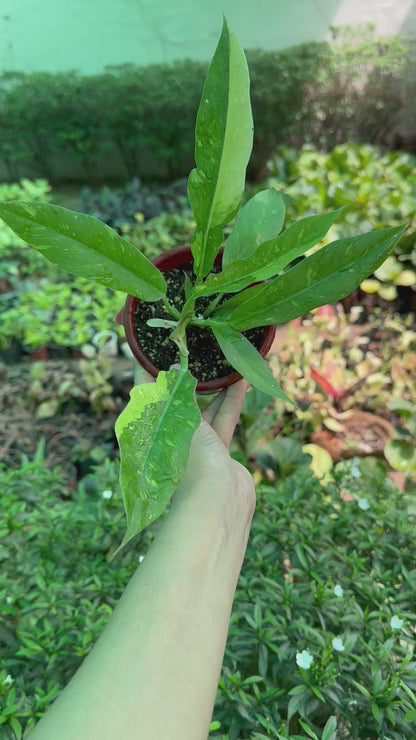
[203,379,250,449]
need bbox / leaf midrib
[229,231,398,324]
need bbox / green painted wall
[0,0,391,75]
[2,0,414,75]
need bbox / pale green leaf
[222,189,286,267]
[216,225,406,330]
[0,201,166,301]
[298,721,319,740]
[302,443,334,485]
[212,325,294,404]
[198,209,344,298]
[115,368,200,549]
[388,397,415,417]
[322,715,337,740]
[396,269,416,286]
[187,18,253,278]
[384,439,416,472]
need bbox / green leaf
[222,189,286,267]
[384,439,416,472]
[371,702,382,726]
[209,721,221,731]
[321,716,337,740]
[10,717,22,740]
[0,201,166,301]
[388,397,415,417]
[298,720,319,740]
[404,710,416,722]
[199,209,343,297]
[114,368,200,550]
[352,680,371,698]
[187,18,253,278]
[212,325,294,404]
[216,225,406,330]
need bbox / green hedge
[0,28,412,183]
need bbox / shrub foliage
[0,28,412,183]
[0,445,415,739]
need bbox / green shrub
[265,143,416,304]
[294,26,410,151]
[121,207,196,261]
[1,443,415,739]
[0,179,52,283]
[0,29,411,184]
[0,72,108,181]
[0,277,124,350]
[245,43,326,178]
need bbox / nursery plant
[0,19,406,550]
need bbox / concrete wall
[1,0,415,76]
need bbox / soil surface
[134,264,265,381]
[0,359,132,484]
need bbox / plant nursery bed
[1,307,415,491]
[0,359,133,486]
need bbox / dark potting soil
[134,264,265,381]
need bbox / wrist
[170,462,255,538]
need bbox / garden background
[0,1,416,738]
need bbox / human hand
[134,364,256,528]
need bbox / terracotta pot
[116,245,276,393]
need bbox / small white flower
[390,615,404,630]
[138,555,145,564]
[334,585,344,598]
[332,637,345,652]
[296,650,313,669]
[102,489,113,500]
[351,461,361,479]
[358,497,370,510]
[4,674,13,685]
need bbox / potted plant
[0,19,406,551]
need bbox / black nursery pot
[116,246,276,393]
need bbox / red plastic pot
[116,246,276,393]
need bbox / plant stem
[162,295,181,320]
[190,316,227,330]
[203,292,224,317]
[169,309,194,373]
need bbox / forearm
[28,479,253,740]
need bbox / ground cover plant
[0,441,415,739]
[0,21,406,555]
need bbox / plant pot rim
[116,245,276,392]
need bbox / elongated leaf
[222,189,286,267]
[197,208,344,298]
[216,225,406,330]
[187,18,253,278]
[212,325,293,404]
[0,201,166,301]
[321,716,337,740]
[115,368,200,549]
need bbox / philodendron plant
[0,20,406,551]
